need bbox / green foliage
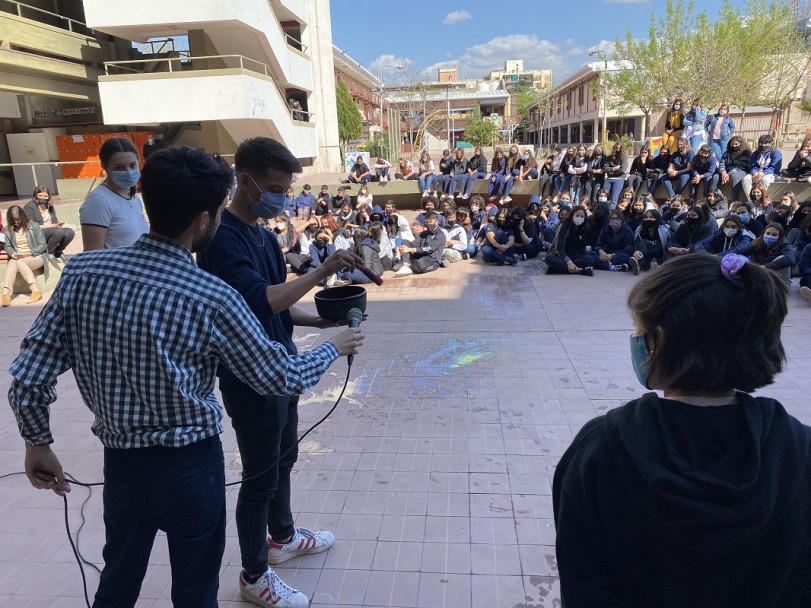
[463,108,499,147]
[360,132,390,159]
[799,98,811,114]
[336,80,362,146]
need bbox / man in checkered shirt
[7,146,364,608]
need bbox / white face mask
[573,216,585,226]
[724,227,738,238]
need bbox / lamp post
[379,64,402,159]
[589,50,608,143]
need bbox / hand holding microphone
[331,308,365,365]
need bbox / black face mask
[496,219,506,228]
[643,219,657,228]
[596,211,606,220]
[686,216,700,225]
[758,144,770,152]
[314,239,325,249]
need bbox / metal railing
[103,54,315,121]
[0,0,93,35]
[284,32,308,54]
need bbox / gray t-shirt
[79,184,149,249]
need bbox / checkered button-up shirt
[8,234,338,449]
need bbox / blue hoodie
[296,191,316,215]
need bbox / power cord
[1,363,353,607]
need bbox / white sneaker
[394,265,413,276]
[240,569,309,608]
[801,286,811,305]
[267,528,335,565]
[502,196,512,203]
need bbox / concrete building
[484,59,552,90]
[81,0,340,171]
[333,47,394,142]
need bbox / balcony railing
[0,0,93,35]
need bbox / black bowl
[314,285,367,322]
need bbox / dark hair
[422,196,439,209]
[721,214,743,230]
[140,146,234,239]
[608,209,625,223]
[734,201,754,215]
[455,207,470,224]
[6,205,29,232]
[685,204,706,238]
[564,205,588,229]
[32,185,51,204]
[758,134,774,145]
[641,208,662,227]
[752,221,785,250]
[588,201,611,228]
[510,206,527,220]
[234,137,302,176]
[628,254,787,392]
[424,210,438,221]
[367,222,383,243]
[99,137,138,167]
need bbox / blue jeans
[554,174,571,196]
[435,174,452,193]
[662,173,690,197]
[418,174,435,191]
[710,138,729,161]
[463,172,487,195]
[221,382,299,575]
[94,437,225,608]
[450,174,467,193]
[605,177,625,207]
[488,174,504,196]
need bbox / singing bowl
[314,285,367,322]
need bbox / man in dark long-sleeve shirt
[8,146,363,608]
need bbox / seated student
[500,145,522,204]
[488,148,508,203]
[554,146,576,203]
[696,213,753,255]
[2,205,47,306]
[604,143,630,208]
[272,214,310,274]
[630,209,669,274]
[568,145,591,205]
[283,186,297,216]
[626,197,648,234]
[799,242,811,304]
[469,195,487,231]
[585,200,610,249]
[373,157,392,182]
[333,185,352,211]
[690,144,719,200]
[590,209,635,272]
[344,155,371,183]
[306,228,345,286]
[705,189,729,221]
[332,226,354,251]
[454,207,478,259]
[738,222,796,285]
[294,215,320,259]
[394,157,414,181]
[781,144,811,182]
[661,195,686,232]
[615,187,634,215]
[335,201,358,228]
[661,137,694,198]
[314,185,334,216]
[667,204,715,256]
[732,202,763,238]
[718,135,750,202]
[553,252,811,608]
[435,149,453,194]
[441,208,469,264]
[647,146,671,198]
[350,223,389,280]
[742,134,782,199]
[295,184,316,218]
[787,205,811,255]
[23,185,74,264]
[509,206,541,260]
[539,150,557,198]
[460,146,488,200]
[448,148,469,195]
[481,207,517,266]
[356,184,373,208]
[626,145,653,195]
[517,148,539,182]
[545,205,593,276]
[394,211,446,276]
[416,152,436,195]
[416,196,447,228]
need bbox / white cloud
[587,40,615,54]
[451,34,566,78]
[443,10,472,25]
[369,54,416,82]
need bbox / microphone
[346,307,363,366]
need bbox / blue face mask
[738,213,750,224]
[111,169,140,189]
[630,334,653,389]
[248,177,287,219]
[762,235,779,246]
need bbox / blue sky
[330,0,728,84]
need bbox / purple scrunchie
[721,253,748,287]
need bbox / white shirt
[80,184,149,249]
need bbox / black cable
[1,361,353,607]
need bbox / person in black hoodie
[666,204,715,255]
[544,205,593,276]
[394,211,446,276]
[553,252,811,608]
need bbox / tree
[360,132,389,159]
[463,107,499,148]
[336,79,362,158]
[601,61,662,140]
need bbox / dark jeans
[662,173,690,197]
[590,250,631,270]
[545,252,592,273]
[43,226,75,256]
[94,436,225,608]
[481,229,514,265]
[691,174,720,199]
[221,381,299,575]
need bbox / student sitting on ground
[510,206,541,260]
[630,209,670,274]
[738,222,795,285]
[696,214,753,255]
[799,242,811,304]
[667,205,715,256]
[295,184,315,218]
[394,211,446,276]
[315,185,334,216]
[545,205,593,276]
[591,209,635,272]
[481,207,517,266]
[442,208,469,264]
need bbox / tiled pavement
[1,256,810,607]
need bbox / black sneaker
[579,267,593,276]
[462,253,470,260]
[506,256,517,266]
[628,257,640,275]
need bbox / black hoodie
[553,392,811,607]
